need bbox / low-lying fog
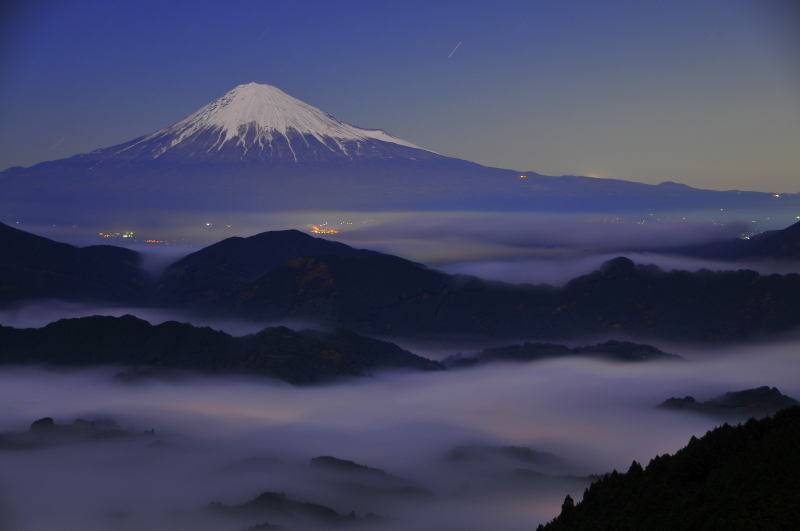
[21,210,798,288]
[1,342,799,531]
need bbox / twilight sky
[1,0,798,192]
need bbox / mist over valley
[2,340,798,530]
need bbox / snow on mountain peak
[133,82,428,158]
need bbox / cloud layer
[1,341,798,530]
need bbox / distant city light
[309,224,338,234]
[98,231,134,238]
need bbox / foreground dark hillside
[0,315,443,384]
[539,406,800,531]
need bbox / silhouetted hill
[444,339,682,368]
[5,223,800,342]
[0,222,147,305]
[660,220,800,261]
[658,386,799,418]
[216,254,800,341]
[154,229,381,305]
[538,406,800,530]
[656,230,776,260]
[0,417,158,450]
[445,445,564,469]
[0,315,443,384]
[738,220,800,260]
[308,455,431,501]
[310,456,391,477]
[208,491,354,528]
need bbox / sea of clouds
[1,341,799,530]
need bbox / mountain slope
[738,220,800,260]
[214,255,800,341]
[445,340,682,368]
[538,406,800,530]
[154,229,382,305]
[0,315,444,384]
[658,386,799,418]
[658,220,800,261]
[4,224,800,342]
[87,82,440,165]
[0,222,147,306]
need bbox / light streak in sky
[448,42,462,58]
[705,26,718,45]
[50,138,65,150]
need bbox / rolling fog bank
[1,342,798,530]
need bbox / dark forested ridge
[0,315,443,384]
[4,223,800,342]
[658,386,799,418]
[0,416,158,450]
[657,219,800,261]
[444,339,682,368]
[739,219,800,260]
[538,406,800,531]
[216,254,800,341]
[0,221,147,305]
[152,229,382,306]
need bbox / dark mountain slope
[0,222,147,306]
[154,229,381,305]
[0,315,443,384]
[656,230,779,260]
[738,219,800,260]
[444,339,682,368]
[658,386,799,419]
[659,220,800,261]
[208,491,354,528]
[539,406,800,531]
[216,255,800,341]
[4,222,800,342]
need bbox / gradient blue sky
[1,0,798,192]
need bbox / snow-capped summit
[102,82,436,164]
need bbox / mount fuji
[2,82,798,225]
[84,83,442,165]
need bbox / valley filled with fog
[2,339,799,530]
